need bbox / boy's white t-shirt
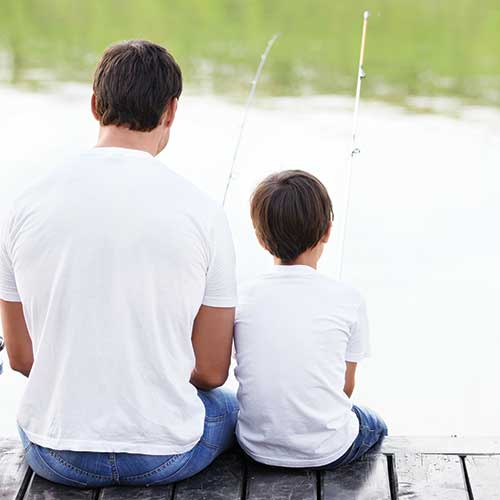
[234,265,370,467]
[0,147,237,455]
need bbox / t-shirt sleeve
[345,298,370,362]
[0,213,21,302]
[202,208,237,308]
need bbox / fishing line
[222,33,280,206]
[337,11,370,280]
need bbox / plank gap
[15,467,33,500]
[460,456,475,500]
[315,470,321,500]
[385,454,398,500]
[240,460,248,500]
[170,482,176,500]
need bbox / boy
[234,170,387,468]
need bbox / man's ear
[322,221,333,244]
[91,93,100,121]
[161,98,178,128]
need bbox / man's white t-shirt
[0,147,237,455]
[234,264,370,468]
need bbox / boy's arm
[344,361,357,397]
[190,305,235,390]
[0,300,33,377]
[344,297,370,397]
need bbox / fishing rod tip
[363,10,370,19]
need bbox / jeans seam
[122,454,184,481]
[200,438,219,450]
[204,415,225,423]
[46,449,109,480]
[145,452,193,487]
[32,446,89,487]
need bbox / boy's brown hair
[93,40,182,132]
[250,170,333,264]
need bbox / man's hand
[190,305,235,390]
[344,361,357,398]
[0,300,33,377]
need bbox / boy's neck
[274,252,319,270]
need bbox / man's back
[1,147,236,454]
[234,265,370,467]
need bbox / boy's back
[234,264,369,468]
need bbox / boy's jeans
[320,405,388,469]
[18,388,238,488]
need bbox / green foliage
[0,0,499,104]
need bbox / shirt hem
[238,419,359,468]
[20,425,201,456]
[202,296,237,308]
[345,352,369,362]
[0,289,21,302]
[239,434,358,468]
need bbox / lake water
[1,0,500,439]
[1,84,499,438]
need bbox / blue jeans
[19,388,239,487]
[321,405,388,469]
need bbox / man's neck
[96,125,160,157]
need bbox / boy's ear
[254,230,269,252]
[321,221,333,244]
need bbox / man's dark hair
[93,40,182,132]
[250,170,334,264]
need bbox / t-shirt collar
[271,264,317,274]
[88,146,154,159]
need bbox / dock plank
[381,436,500,455]
[0,439,32,500]
[24,475,95,500]
[173,450,244,500]
[464,455,500,500]
[394,453,467,499]
[321,453,390,500]
[101,485,173,499]
[1,438,499,500]
[246,462,316,500]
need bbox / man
[0,40,238,487]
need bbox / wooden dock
[1,437,499,499]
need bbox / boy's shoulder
[307,272,366,311]
[237,269,364,307]
[316,271,363,296]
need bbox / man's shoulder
[160,165,219,211]
[8,165,67,215]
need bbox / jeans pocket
[26,446,89,488]
[121,452,191,486]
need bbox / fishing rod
[337,11,370,280]
[222,33,280,206]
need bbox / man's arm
[344,361,357,398]
[190,305,235,390]
[0,300,33,377]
